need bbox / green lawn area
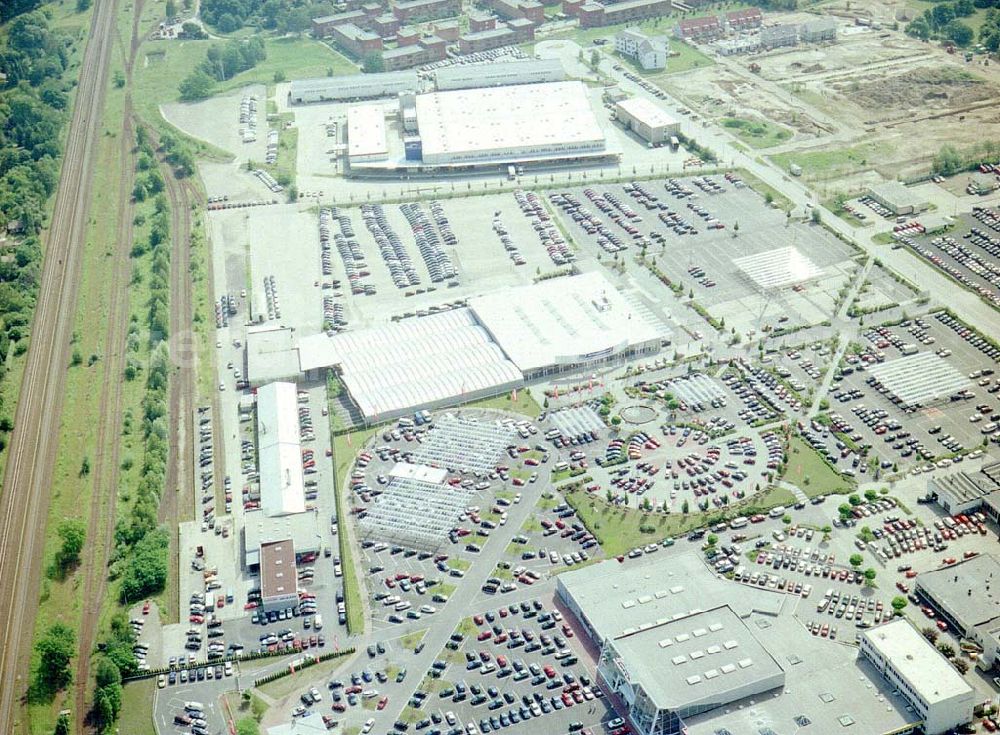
[782,436,855,497]
[330,422,377,635]
[735,168,794,212]
[216,36,357,93]
[456,616,478,638]
[120,679,156,734]
[721,117,792,149]
[400,630,427,650]
[447,558,471,572]
[650,39,714,76]
[461,390,541,417]
[564,485,795,557]
[258,653,353,699]
[769,142,888,180]
[905,0,992,34]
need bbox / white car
[363,719,376,734]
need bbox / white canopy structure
[298,309,521,420]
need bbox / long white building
[256,381,306,516]
[859,619,975,735]
[287,72,419,104]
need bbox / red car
[377,696,388,710]
[142,600,151,615]
[474,615,485,625]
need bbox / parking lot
[810,310,1000,475]
[896,205,1000,311]
[546,175,860,336]
[411,591,618,735]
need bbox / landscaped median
[563,484,797,558]
[329,420,372,635]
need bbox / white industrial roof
[558,552,783,644]
[389,461,448,484]
[347,105,389,160]
[257,382,306,516]
[733,245,822,290]
[247,324,300,385]
[867,351,970,407]
[289,72,418,100]
[434,58,565,90]
[616,96,678,130]
[469,272,665,373]
[414,81,606,164]
[862,618,974,705]
[297,308,521,419]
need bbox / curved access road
[0,0,119,729]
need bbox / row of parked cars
[401,201,458,283]
[514,189,573,266]
[362,203,420,289]
[548,190,630,255]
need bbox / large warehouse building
[296,272,666,421]
[467,270,665,379]
[597,606,785,735]
[257,382,306,516]
[559,555,923,735]
[859,619,975,734]
[413,81,607,166]
[346,105,390,162]
[297,308,523,421]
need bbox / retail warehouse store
[345,80,621,174]
[296,272,666,422]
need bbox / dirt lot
[659,15,1000,190]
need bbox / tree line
[179,36,267,101]
[0,9,79,453]
[90,129,176,733]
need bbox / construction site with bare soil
[664,8,1000,193]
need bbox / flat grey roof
[867,180,925,208]
[862,618,974,705]
[916,553,1000,628]
[559,552,783,643]
[610,605,784,710]
[685,646,918,735]
[434,58,564,85]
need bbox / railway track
[71,105,137,733]
[0,0,119,728]
[72,4,147,728]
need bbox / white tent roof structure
[298,309,521,419]
[257,382,306,516]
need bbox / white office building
[859,619,975,735]
[615,28,668,70]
